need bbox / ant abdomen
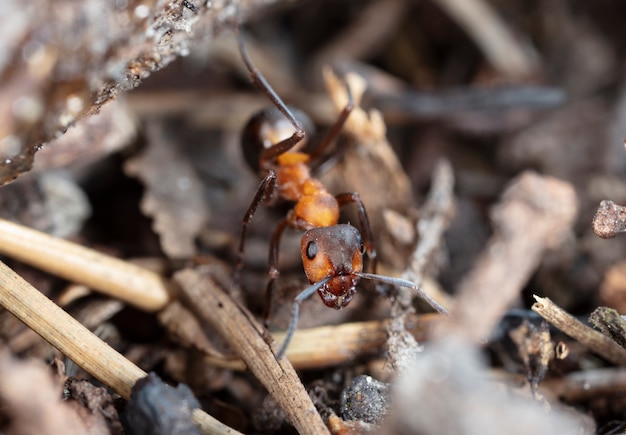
[241,106,315,174]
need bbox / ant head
[241,107,315,173]
[300,224,364,309]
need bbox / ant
[233,26,448,359]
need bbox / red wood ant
[234,28,448,359]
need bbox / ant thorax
[286,180,340,230]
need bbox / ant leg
[236,28,305,164]
[309,78,355,164]
[335,192,378,274]
[234,170,278,284]
[263,218,289,329]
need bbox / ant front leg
[309,78,354,164]
[234,170,278,284]
[236,28,306,166]
[335,192,377,274]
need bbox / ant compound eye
[306,240,318,259]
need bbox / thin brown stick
[0,260,240,435]
[439,172,577,343]
[544,367,626,401]
[532,295,626,366]
[588,306,626,347]
[403,159,456,291]
[0,0,283,186]
[0,218,170,311]
[10,299,125,354]
[431,0,537,78]
[384,159,455,371]
[310,0,405,74]
[195,313,443,371]
[174,267,330,435]
[274,312,442,369]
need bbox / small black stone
[340,375,391,425]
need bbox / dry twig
[532,296,626,366]
[188,313,443,371]
[0,260,239,435]
[274,313,441,370]
[174,267,330,435]
[0,0,283,185]
[439,172,578,343]
[588,306,626,348]
[403,159,456,293]
[387,159,455,371]
[10,298,124,354]
[309,0,406,75]
[431,0,538,78]
[546,367,626,402]
[0,218,171,311]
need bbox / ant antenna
[276,273,448,360]
[356,272,449,315]
[276,276,332,360]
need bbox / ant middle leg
[263,218,289,329]
[234,170,278,284]
[335,192,377,274]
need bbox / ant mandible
[233,26,448,359]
